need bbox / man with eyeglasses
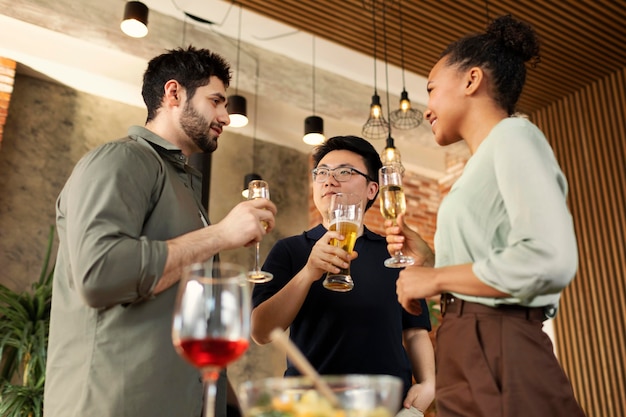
[250,136,435,416]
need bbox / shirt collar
[127,125,193,169]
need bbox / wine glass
[246,180,273,283]
[323,193,363,292]
[378,165,415,268]
[172,261,251,417]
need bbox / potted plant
[0,226,55,417]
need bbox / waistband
[440,293,547,322]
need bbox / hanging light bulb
[362,92,389,140]
[120,1,149,38]
[242,173,262,198]
[380,1,404,173]
[227,5,248,128]
[303,36,325,145]
[362,0,389,141]
[228,94,248,128]
[381,136,404,173]
[304,116,325,145]
[389,0,423,130]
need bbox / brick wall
[0,57,16,148]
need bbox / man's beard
[180,101,218,153]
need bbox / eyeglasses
[311,166,375,183]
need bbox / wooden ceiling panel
[235,0,626,114]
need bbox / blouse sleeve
[472,123,578,302]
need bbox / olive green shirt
[44,126,219,416]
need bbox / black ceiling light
[303,36,325,145]
[242,173,262,198]
[228,5,249,128]
[120,1,149,38]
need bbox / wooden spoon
[270,328,341,408]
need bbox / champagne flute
[379,165,415,268]
[323,193,363,292]
[172,261,251,417]
[246,180,273,283]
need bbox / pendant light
[120,1,149,38]
[228,5,248,128]
[380,1,404,172]
[303,36,325,145]
[389,0,422,130]
[362,0,389,141]
[242,173,262,198]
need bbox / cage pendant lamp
[380,1,404,172]
[121,1,149,38]
[228,5,248,128]
[389,0,422,130]
[362,0,389,141]
[303,36,325,145]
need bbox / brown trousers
[435,299,586,417]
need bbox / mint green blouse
[435,117,578,317]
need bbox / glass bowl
[239,374,403,417]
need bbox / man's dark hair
[142,46,231,122]
[312,135,383,210]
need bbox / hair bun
[487,14,540,63]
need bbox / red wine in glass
[178,338,250,369]
[172,262,251,417]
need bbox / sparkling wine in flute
[247,180,273,283]
[378,166,415,268]
[380,185,407,220]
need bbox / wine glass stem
[393,220,403,259]
[202,369,220,417]
[254,241,262,272]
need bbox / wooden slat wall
[533,67,626,417]
[236,0,626,115]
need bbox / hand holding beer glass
[379,165,415,268]
[323,193,363,292]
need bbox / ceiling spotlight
[303,116,325,145]
[303,36,325,145]
[121,1,149,38]
[227,94,249,128]
[228,5,248,128]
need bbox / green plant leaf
[0,225,55,417]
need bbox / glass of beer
[323,193,363,292]
[379,165,415,268]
